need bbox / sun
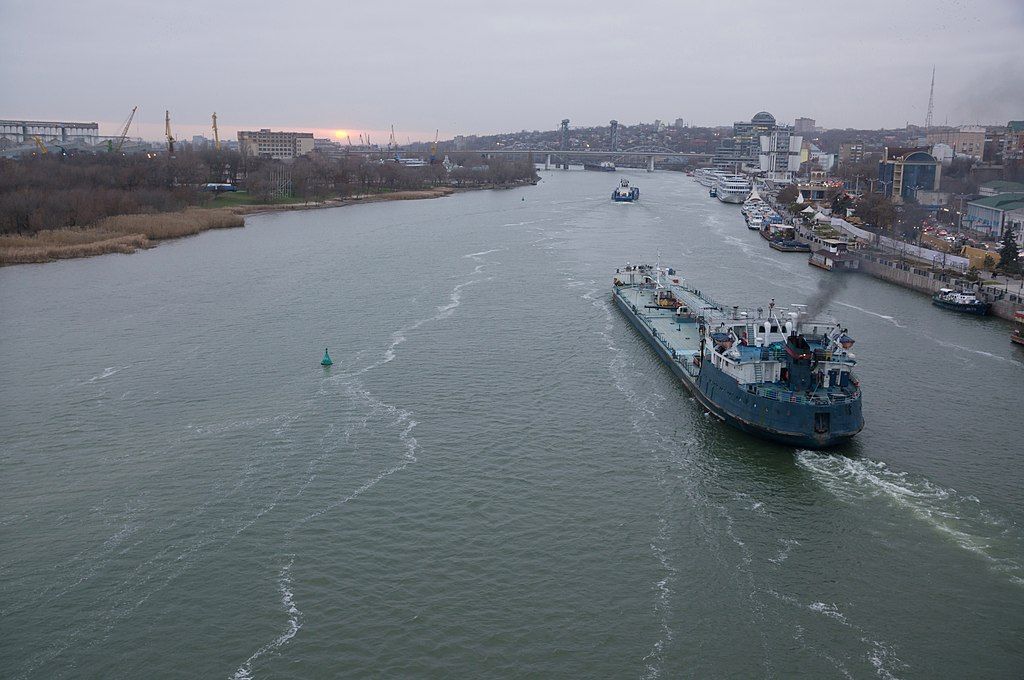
[333,129,348,139]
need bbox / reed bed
[0,208,244,266]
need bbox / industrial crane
[212,112,221,151]
[112,106,137,153]
[165,110,175,155]
[430,129,439,164]
[32,136,48,154]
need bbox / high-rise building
[237,129,314,159]
[713,111,777,171]
[794,117,815,134]
[759,126,802,181]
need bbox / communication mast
[924,66,935,131]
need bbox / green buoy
[321,348,333,366]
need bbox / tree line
[0,149,537,235]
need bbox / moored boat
[716,175,752,203]
[769,239,811,253]
[584,161,616,172]
[1012,310,1024,345]
[931,288,991,315]
[612,263,864,448]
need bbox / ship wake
[797,452,1024,586]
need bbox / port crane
[165,110,175,154]
[31,136,47,154]
[212,112,221,150]
[429,129,438,163]
[112,106,137,153]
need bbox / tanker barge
[613,263,864,448]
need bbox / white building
[238,129,314,159]
[759,127,802,181]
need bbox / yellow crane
[165,110,175,154]
[212,112,221,151]
[113,106,137,153]
[32,136,48,154]
[430,129,439,163]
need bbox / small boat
[931,288,990,315]
[769,239,811,253]
[612,178,640,202]
[709,187,717,198]
[1012,310,1024,346]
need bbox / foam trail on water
[797,452,1024,586]
[232,556,301,680]
[641,517,676,680]
[834,301,906,328]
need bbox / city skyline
[2,0,1023,143]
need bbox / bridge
[471,146,713,171]
[341,144,713,172]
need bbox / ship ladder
[745,322,757,345]
[753,362,764,383]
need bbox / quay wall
[856,253,1023,321]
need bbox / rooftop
[967,192,1024,211]
[980,180,1024,193]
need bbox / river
[2,169,1022,679]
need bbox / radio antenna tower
[924,66,935,131]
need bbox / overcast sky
[2,0,1022,142]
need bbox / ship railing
[746,384,858,405]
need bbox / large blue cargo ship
[613,263,864,448]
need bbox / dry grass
[0,189,453,266]
[0,208,244,266]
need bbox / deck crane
[212,112,221,150]
[165,110,175,155]
[112,106,137,153]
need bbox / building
[794,117,815,134]
[964,193,1024,245]
[713,111,777,171]
[0,119,99,145]
[838,141,864,166]
[877,147,941,203]
[759,126,802,181]
[237,129,314,159]
[924,125,986,159]
[1003,121,1024,162]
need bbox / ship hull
[613,290,862,449]
[717,192,745,204]
[931,298,990,315]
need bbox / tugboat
[613,263,863,448]
[931,288,991,315]
[612,178,640,202]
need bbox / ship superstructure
[613,263,863,448]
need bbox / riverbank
[0,187,457,267]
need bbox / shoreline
[0,185,494,267]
